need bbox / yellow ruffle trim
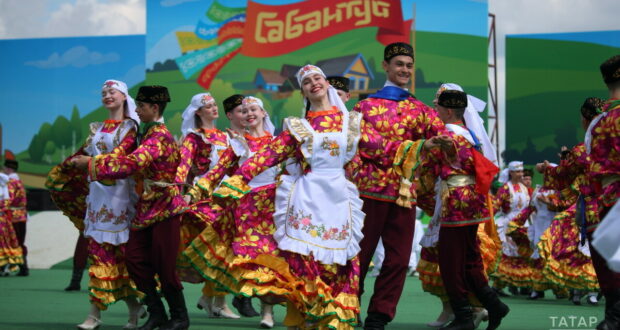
[213,175,251,200]
[492,255,533,288]
[87,264,143,310]
[537,236,599,291]
[183,224,359,328]
[393,140,424,208]
[0,246,24,266]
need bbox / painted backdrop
[0,0,488,188]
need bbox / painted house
[315,53,374,91]
[254,68,287,92]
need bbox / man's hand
[535,160,550,173]
[70,155,91,170]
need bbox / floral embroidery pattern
[86,203,130,225]
[96,137,109,154]
[287,206,349,241]
[321,137,340,157]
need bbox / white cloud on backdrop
[0,0,145,39]
[2,0,619,157]
[160,0,199,8]
[25,46,120,68]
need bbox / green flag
[206,1,245,23]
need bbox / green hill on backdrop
[505,36,618,164]
[17,28,487,177]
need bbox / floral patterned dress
[537,144,600,291]
[0,173,23,267]
[188,109,374,329]
[182,131,280,289]
[46,119,142,309]
[174,128,228,283]
[491,181,533,288]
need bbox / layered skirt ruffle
[45,162,89,230]
[183,184,360,329]
[0,213,23,266]
[87,239,142,310]
[537,206,599,291]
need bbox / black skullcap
[223,94,244,113]
[384,42,414,62]
[437,90,468,109]
[600,55,620,85]
[4,159,18,171]
[135,85,170,103]
[326,76,350,93]
[581,97,604,121]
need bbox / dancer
[416,83,500,328]
[46,79,144,329]
[175,93,242,320]
[184,95,281,328]
[492,161,533,294]
[418,89,507,330]
[589,55,620,330]
[3,151,29,276]
[351,42,449,330]
[0,172,23,276]
[71,85,190,330]
[206,64,394,329]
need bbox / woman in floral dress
[46,80,144,330]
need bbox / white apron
[528,187,557,259]
[495,182,530,257]
[84,120,138,245]
[273,112,365,265]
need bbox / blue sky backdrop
[0,35,144,152]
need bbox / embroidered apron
[274,112,364,266]
[84,120,137,245]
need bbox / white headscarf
[498,160,524,184]
[0,173,9,201]
[102,80,139,124]
[181,93,217,137]
[242,96,275,135]
[296,64,348,116]
[437,83,497,165]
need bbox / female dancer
[174,93,240,319]
[184,95,280,327]
[0,172,23,275]
[490,161,534,294]
[200,65,402,329]
[46,80,144,329]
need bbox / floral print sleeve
[236,130,299,182]
[90,131,161,181]
[544,144,585,190]
[175,133,213,185]
[495,185,512,214]
[7,179,27,222]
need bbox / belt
[441,175,475,203]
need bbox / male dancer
[352,42,448,329]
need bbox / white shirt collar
[384,80,409,91]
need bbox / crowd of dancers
[0,43,619,330]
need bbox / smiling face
[382,55,413,88]
[101,87,127,111]
[301,73,329,103]
[243,103,266,130]
[196,102,219,122]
